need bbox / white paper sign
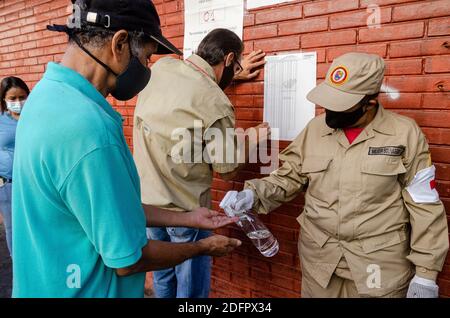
[184,0,244,59]
[264,52,317,141]
[247,0,295,10]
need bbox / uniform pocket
[360,157,406,200]
[361,156,406,176]
[301,157,332,174]
[301,157,335,200]
[360,226,408,254]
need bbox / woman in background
[0,76,29,257]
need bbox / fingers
[215,216,238,228]
[228,238,242,247]
[248,59,266,69]
[247,49,262,59]
[246,70,261,79]
[209,209,220,217]
[247,50,265,61]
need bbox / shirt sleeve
[204,116,240,174]
[59,145,148,269]
[244,128,309,215]
[400,125,449,280]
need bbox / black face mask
[72,36,151,101]
[218,63,235,90]
[325,105,366,129]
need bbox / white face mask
[5,100,26,114]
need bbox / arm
[60,146,241,277]
[219,122,271,181]
[204,116,271,181]
[232,129,309,215]
[401,128,449,281]
[116,235,240,276]
[143,205,238,229]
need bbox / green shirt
[12,62,147,298]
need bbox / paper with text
[184,0,244,59]
[264,52,317,141]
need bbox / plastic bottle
[220,191,279,257]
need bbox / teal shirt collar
[44,62,123,124]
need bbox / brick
[379,93,422,109]
[244,24,278,41]
[255,5,302,24]
[394,110,450,128]
[302,30,356,48]
[279,17,328,36]
[385,58,423,75]
[236,108,264,121]
[387,75,450,93]
[304,0,358,17]
[423,128,450,146]
[360,0,421,6]
[422,93,450,109]
[327,43,387,61]
[428,17,450,36]
[360,22,425,43]
[390,38,450,58]
[393,0,450,22]
[425,55,450,73]
[244,14,255,27]
[430,145,450,163]
[254,35,300,52]
[330,7,391,30]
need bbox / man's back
[134,55,236,211]
[12,63,147,298]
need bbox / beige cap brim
[307,82,366,112]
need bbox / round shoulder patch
[330,66,349,85]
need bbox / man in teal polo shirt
[12,0,240,298]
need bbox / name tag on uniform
[368,146,405,156]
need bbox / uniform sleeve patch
[406,165,440,204]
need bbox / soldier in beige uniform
[224,53,449,298]
[133,29,269,298]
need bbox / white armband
[406,165,440,204]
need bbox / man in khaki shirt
[223,53,449,298]
[134,29,269,298]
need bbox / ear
[111,30,130,63]
[224,52,235,68]
[368,97,378,107]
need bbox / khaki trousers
[301,257,409,298]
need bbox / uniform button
[419,267,427,273]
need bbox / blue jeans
[0,182,12,256]
[147,227,212,298]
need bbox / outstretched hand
[188,207,239,230]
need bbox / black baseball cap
[48,0,182,55]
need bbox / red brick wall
[1,0,450,298]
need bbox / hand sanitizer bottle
[220,191,279,257]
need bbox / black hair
[196,28,244,66]
[0,76,30,114]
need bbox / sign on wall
[183,0,244,59]
[264,53,317,141]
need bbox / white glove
[406,275,439,298]
[234,189,254,212]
